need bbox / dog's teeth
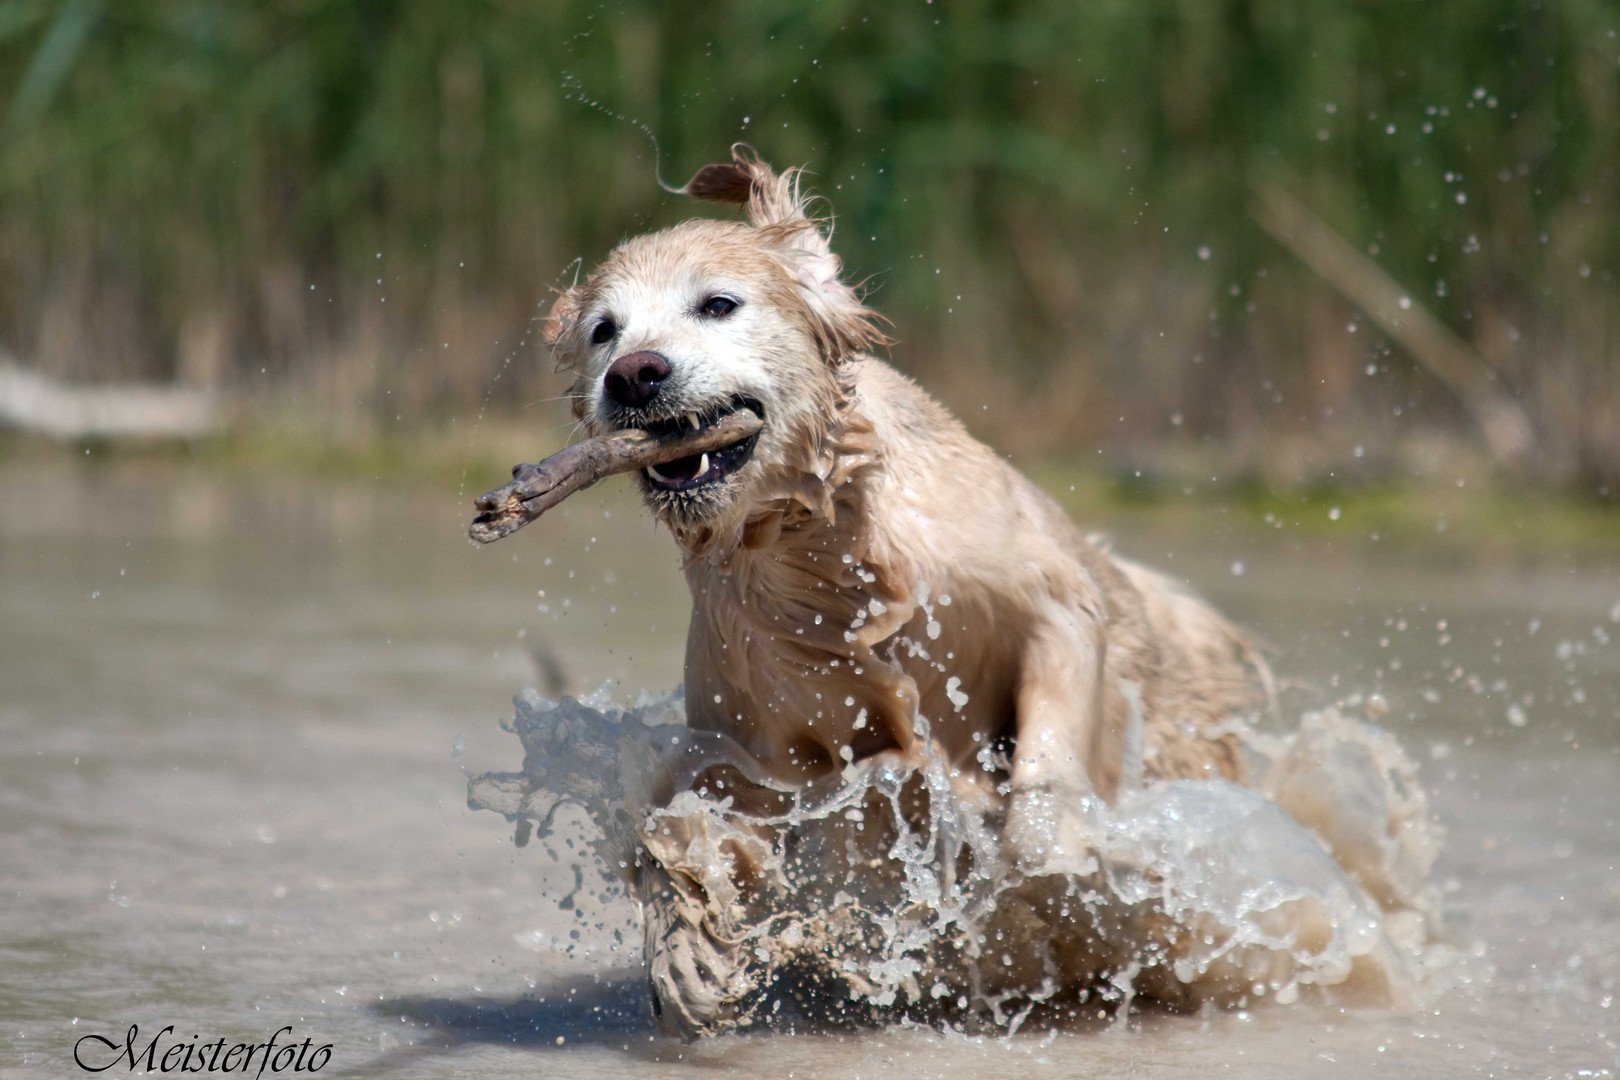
[688,412,701,430]
[696,453,710,478]
[647,464,673,484]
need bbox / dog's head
[545,146,886,545]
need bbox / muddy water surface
[2,464,1616,1078]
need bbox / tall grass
[1,0,1615,486]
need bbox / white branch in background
[0,358,221,440]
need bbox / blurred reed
[0,0,1615,488]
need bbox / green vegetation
[1036,461,1620,558]
[1,1,1617,489]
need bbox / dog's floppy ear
[680,158,754,207]
[543,287,591,419]
[680,144,891,363]
[541,287,583,366]
[680,144,807,230]
[792,263,892,364]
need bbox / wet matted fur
[544,146,1273,1036]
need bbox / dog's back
[853,358,1270,795]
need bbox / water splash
[558,72,681,194]
[470,687,1446,1032]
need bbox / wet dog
[543,146,1275,1034]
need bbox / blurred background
[5,7,1620,1077]
[1,0,1616,506]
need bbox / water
[3,463,1617,1078]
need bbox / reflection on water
[2,463,1617,1078]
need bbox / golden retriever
[542,146,1275,1034]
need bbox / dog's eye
[699,296,738,319]
[590,319,617,345]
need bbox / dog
[542,146,1278,1034]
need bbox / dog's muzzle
[634,396,764,492]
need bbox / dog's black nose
[603,351,670,409]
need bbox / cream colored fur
[547,147,1267,858]
[544,146,1274,1034]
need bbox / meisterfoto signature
[73,1024,331,1074]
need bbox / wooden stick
[469,410,763,544]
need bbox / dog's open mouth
[635,396,763,492]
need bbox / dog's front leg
[1004,596,1111,878]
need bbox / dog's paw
[1003,781,1101,879]
[638,858,758,1039]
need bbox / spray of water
[558,71,684,195]
[470,680,1449,1034]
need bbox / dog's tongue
[650,452,705,483]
